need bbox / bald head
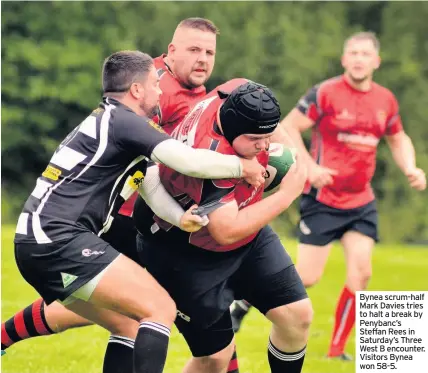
[167,18,219,88]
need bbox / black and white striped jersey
[14,97,170,244]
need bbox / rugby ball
[264,143,297,192]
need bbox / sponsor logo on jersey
[238,186,260,209]
[337,132,379,148]
[61,272,78,288]
[128,170,145,190]
[81,248,106,257]
[148,119,166,133]
[42,165,62,181]
[92,107,103,115]
[336,109,356,121]
[377,110,387,126]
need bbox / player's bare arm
[270,123,296,147]
[137,165,207,232]
[282,108,338,188]
[386,131,427,191]
[207,157,307,246]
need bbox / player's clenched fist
[308,164,338,189]
[180,204,209,232]
[279,154,307,199]
[405,167,426,191]
[240,157,266,189]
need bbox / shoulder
[298,76,341,110]
[316,76,344,97]
[109,103,144,126]
[213,78,249,94]
[302,76,342,99]
[371,82,397,101]
[107,103,158,134]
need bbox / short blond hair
[176,17,220,35]
[344,31,380,52]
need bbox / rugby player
[135,80,313,373]
[230,31,427,360]
[7,51,265,372]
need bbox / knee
[301,275,321,288]
[293,299,313,333]
[361,267,372,287]
[145,295,177,325]
[270,299,314,337]
[297,270,322,288]
[348,267,372,291]
[192,343,235,373]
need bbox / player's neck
[344,73,373,92]
[109,94,146,117]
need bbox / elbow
[210,228,240,246]
[215,236,236,246]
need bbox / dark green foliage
[2,1,427,242]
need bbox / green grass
[2,224,427,373]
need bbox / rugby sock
[134,321,170,373]
[268,339,306,372]
[103,335,134,373]
[227,345,240,373]
[1,298,53,350]
[328,285,356,357]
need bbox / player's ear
[341,54,346,69]
[374,55,381,70]
[168,43,176,57]
[129,82,144,100]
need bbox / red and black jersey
[153,54,207,134]
[119,54,207,217]
[153,78,269,252]
[297,75,403,209]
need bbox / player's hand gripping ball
[264,143,297,192]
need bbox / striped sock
[103,335,135,373]
[134,321,170,373]
[1,298,53,350]
[268,339,306,373]
[328,286,355,357]
[227,345,240,372]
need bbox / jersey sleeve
[296,84,324,122]
[193,179,238,216]
[385,94,403,135]
[114,111,171,157]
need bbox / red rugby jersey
[297,75,403,209]
[154,78,269,252]
[119,54,207,217]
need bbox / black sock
[268,339,306,373]
[227,345,240,372]
[103,335,134,373]
[133,321,170,373]
[1,298,53,350]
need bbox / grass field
[1,224,427,373]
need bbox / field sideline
[1,224,427,373]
